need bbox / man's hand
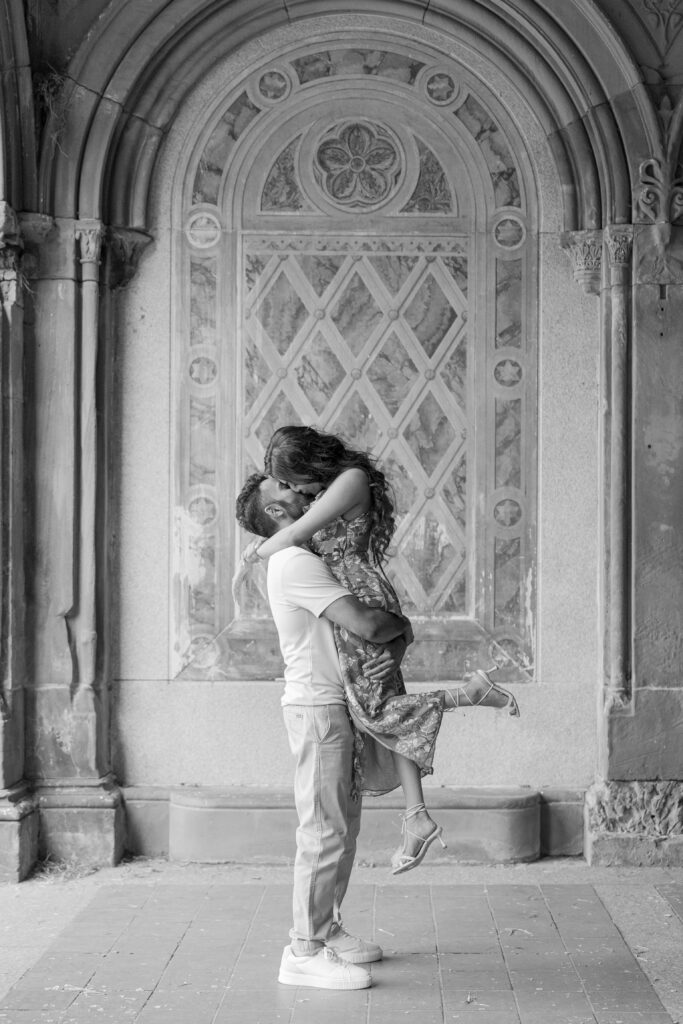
[363,636,408,682]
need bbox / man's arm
[321,594,409,644]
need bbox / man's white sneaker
[326,923,383,963]
[278,945,372,990]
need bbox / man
[235,473,411,991]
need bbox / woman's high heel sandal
[391,803,447,876]
[450,668,520,717]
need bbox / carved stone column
[604,226,633,713]
[26,217,123,867]
[0,204,38,880]
[586,158,683,865]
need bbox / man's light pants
[282,704,361,954]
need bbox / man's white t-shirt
[267,546,352,706]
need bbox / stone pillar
[603,226,634,713]
[0,204,38,880]
[586,160,683,864]
[26,217,123,868]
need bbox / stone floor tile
[516,1014,596,1024]
[508,967,584,990]
[0,1013,63,1024]
[440,1012,521,1024]
[439,962,511,989]
[514,987,596,1014]
[440,952,508,971]
[443,988,518,1012]
[587,989,669,1012]
[133,987,224,1023]
[593,1014,674,1024]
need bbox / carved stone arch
[168,20,541,681]
[0,0,36,209]
[38,0,653,233]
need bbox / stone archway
[23,0,683,868]
[170,27,539,686]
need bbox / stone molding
[106,227,154,289]
[560,230,603,294]
[40,2,650,230]
[586,780,683,838]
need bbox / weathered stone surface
[586,780,683,837]
[540,788,585,857]
[37,783,124,867]
[608,689,683,779]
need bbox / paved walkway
[0,860,682,1024]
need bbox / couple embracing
[235,425,519,991]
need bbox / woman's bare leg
[391,752,439,863]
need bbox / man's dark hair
[235,472,276,538]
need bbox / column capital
[604,225,633,267]
[74,218,105,265]
[560,229,603,294]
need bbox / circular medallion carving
[494,217,526,249]
[188,495,217,526]
[494,359,523,386]
[426,72,457,104]
[258,69,289,101]
[493,499,522,527]
[313,121,404,210]
[189,355,217,387]
[185,210,221,248]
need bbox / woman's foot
[391,803,447,875]
[445,669,520,716]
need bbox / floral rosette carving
[313,121,403,208]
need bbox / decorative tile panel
[455,94,521,207]
[261,137,306,211]
[496,259,522,348]
[495,398,522,489]
[401,141,453,213]
[404,273,458,357]
[190,258,216,346]
[254,270,309,354]
[193,93,261,205]
[367,333,419,415]
[330,271,384,354]
[291,49,424,84]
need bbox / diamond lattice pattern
[244,241,468,615]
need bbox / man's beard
[281,492,309,519]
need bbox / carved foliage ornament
[75,220,105,264]
[586,780,683,837]
[641,0,683,45]
[637,158,683,224]
[313,121,403,209]
[605,228,633,266]
[560,230,603,294]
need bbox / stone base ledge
[35,777,125,869]
[0,782,39,882]
[120,786,548,864]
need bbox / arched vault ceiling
[38,0,663,229]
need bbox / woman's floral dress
[310,511,446,796]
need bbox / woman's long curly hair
[264,425,396,566]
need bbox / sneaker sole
[332,949,383,964]
[278,968,371,990]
